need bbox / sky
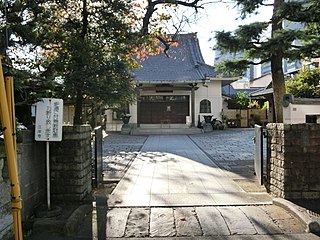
[166,1,273,66]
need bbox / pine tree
[215,0,320,123]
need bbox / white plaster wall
[129,102,138,124]
[104,80,223,129]
[104,110,122,131]
[195,81,222,124]
[283,104,320,124]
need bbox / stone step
[130,127,203,135]
[105,205,307,238]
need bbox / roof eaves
[136,79,205,84]
[188,35,206,79]
[250,87,274,97]
[208,76,241,81]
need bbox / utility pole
[0,58,23,239]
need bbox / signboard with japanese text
[35,98,63,141]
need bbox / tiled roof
[132,33,221,84]
[222,84,237,96]
[250,87,273,97]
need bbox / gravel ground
[102,132,147,180]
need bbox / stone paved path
[106,205,306,238]
[97,130,315,240]
[101,130,317,239]
[108,134,271,207]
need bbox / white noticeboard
[35,98,63,142]
[34,98,63,210]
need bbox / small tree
[235,92,249,109]
[286,67,320,98]
[248,100,261,109]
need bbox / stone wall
[0,130,46,240]
[0,126,92,239]
[266,123,320,199]
[50,125,92,202]
[0,145,13,240]
[18,131,47,221]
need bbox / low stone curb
[32,204,92,237]
[273,198,320,234]
[32,218,65,235]
[64,204,92,236]
[106,234,320,240]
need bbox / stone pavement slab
[150,208,175,237]
[125,208,149,237]
[196,207,230,236]
[240,206,283,234]
[106,208,130,238]
[174,208,202,237]
[218,206,257,235]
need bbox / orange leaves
[129,34,179,62]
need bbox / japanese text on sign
[35,98,63,141]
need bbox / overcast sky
[166,1,273,65]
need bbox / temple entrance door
[139,96,189,124]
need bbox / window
[112,104,130,120]
[306,115,320,123]
[200,99,211,113]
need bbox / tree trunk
[73,89,83,125]
[73,0,88,125]
[271,0,285,123]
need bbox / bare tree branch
[139,0,230,56]
[156,32,179,57]
[141,0,203,36]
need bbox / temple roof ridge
[133,33,234,84]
